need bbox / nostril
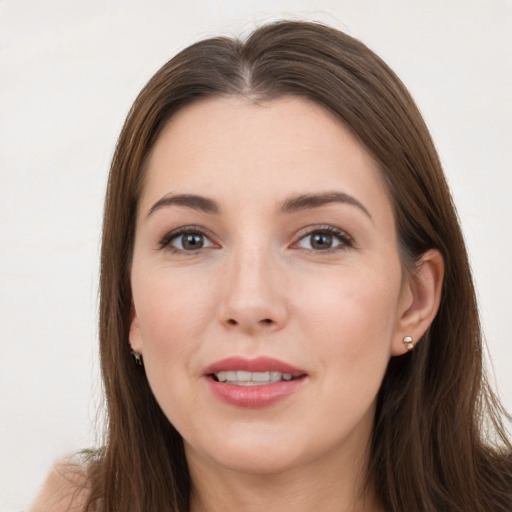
[223,317,276,328]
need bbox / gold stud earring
[403,336,414,352]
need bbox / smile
[204,356,307,408]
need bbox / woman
[32,20,512,512]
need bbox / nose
[217,245,289,334]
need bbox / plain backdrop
[1,1,511,510]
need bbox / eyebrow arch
[147,193,220,217]
[280,192,372,220]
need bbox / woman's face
[130,96,413,476]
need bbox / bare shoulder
[30,460,90,512]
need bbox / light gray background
[1,1,511,510]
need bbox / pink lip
[203,356,306,376]
[203,356,307,409]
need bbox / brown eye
[180,233,205,250]
[164,230,214,252]
[295,227,352,252]
[310,233,333,250]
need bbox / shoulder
[30,460,90,512]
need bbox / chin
[183,423,339,477]
[190,444,306,476]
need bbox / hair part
[88,20,511,511]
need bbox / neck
[187,442,383,512]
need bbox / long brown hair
[86,20,511,511]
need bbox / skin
[124,96,444,512]
[29,461,89,512]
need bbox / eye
[160,228,215,252]
[295,227,353,252]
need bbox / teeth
[226,371,237,381]
[214,371,296,385]
[237,371,252,381]
[252,371,269,382]
[270,371,281,382]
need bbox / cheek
[295,263,402,371]
[291,268,401,430]
[132,268,217,360]
[131,271,217,424]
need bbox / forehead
[140,96,391,218]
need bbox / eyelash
[158,225,354,254]
[294,225,354,253]
[158,226,215,253]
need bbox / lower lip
[205,377,305,408]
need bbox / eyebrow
[147,193,220,217]
[280,192,372,220]
[146,191,372,221]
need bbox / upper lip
[203,356,306,376]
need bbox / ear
[129,300,143,354]
[391,249,444,356]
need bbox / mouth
[203,356,307,407]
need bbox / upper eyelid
[293,224,353,241]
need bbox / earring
[129,343,142,365]
[403,336,414,352]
